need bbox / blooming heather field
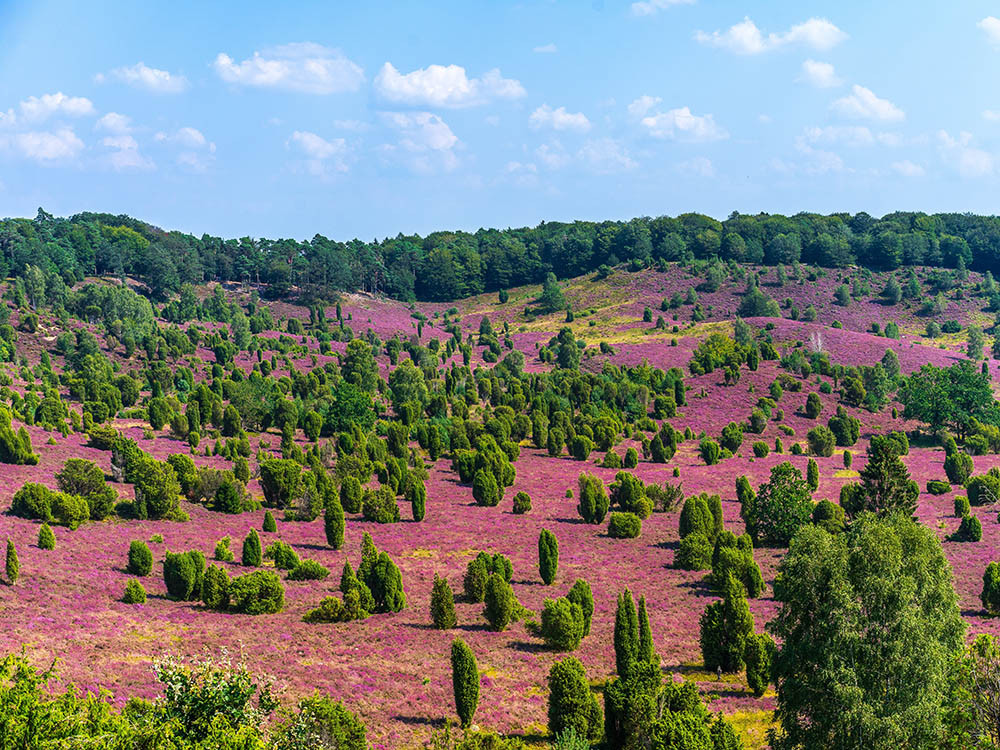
[2,263,1000,748]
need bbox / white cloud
[677,156,714,177]
[535,141,571,169]
[892,160,925,177]
[533,43,557,53]
[529,105,590,132]
[503,160,540,188]
[95,112,132,134]
[288,130,350,176]
[938,130,995,177]
[374,62,525,108]
[794,141,846,175]
[107,62,188,93]
[802,125,874,147]
[831,85,904,122]
[6,128,85,163]
[380,111,460,172]
[101,135,154,170]
[577,138,637,173]
[333,119,369,132]
[798,59,841,88]
[155,127,216,152]
[695,17,846,55]
[213,43,364,94]
[639,106,727,142]
[979,17,1000,45]
[631,0,695,17]
[627,95,661,118]
[984,110,1000,122]
[19,92,94,122]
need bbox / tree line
[5,208,1000,303]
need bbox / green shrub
[566,579,594,637]
[324,498,345,549]
[288,559,330,581]
[10,483,53,521]
[262,510,277,532]
[982,561,1000,615]
[945,452,974,485]
[699,438,720,465]
[122,579,147,604]
[228,569,285,614]
[955,495,971,518]
[340,476,362,513]
[967,473,1000,506]
[953,514,983,542]
[431,574,457,629]
[512,491,532,514]
[5,539,18,584]
[128,540,153,576]
[37,524,55,550]
[577,473,608,524]
[538,529,559,585]
[675,532,713,570]
[752,441,769,458]
[607,512,642,539]
[214,536,234,562]
[201,565,230,610]
[451,637,479,728]
[163,550,205,601]
[807,426,835,457]
[361,486,400,523]
[264,540,300,570]
[483,573,520,632]
[927,480,951,496]
[539,597,585,651]
[547,657,602,743]
[242,529,262,567]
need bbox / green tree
[451,638,479,728]
[483,572,518,631]
[749,462,814,546]
[637,595,659,666]
[614,588,639,678]
[539,528,559,584]
[127,540,153,576]
[5,539,18,584]
[547,657,602,743]
[538,272,566,313]
[242,529,262,566]
[339,339,379,392]
[855,434,919,518]
[324,497,345,549]
[768,515,965,750]
[37,523,55,550]
[430,573,457,629]
[577,473,609,524]
[699,573,754,673]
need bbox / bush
[607,512,642,539]
[431,574,457,629]
[699,438,721,465]
[812,499,845,534]
[472,469,502,507]
[324,499,345,549]
[6,539,18,585]
[968,473,1000,506]
[955,495,971,518]
[128,540,153,576]
[539,597,585,651]
[806,459,819,491]
[262,510,277,532]
[163,550,205,601]
[10,482,53,521]
[566,579,594,637]
[122,579,147,604]
[228,569,285,614]
[547,657,602,743]
[242,529,262,566]
[983,561,1000,615]
[288,559,330,581]
[264,540,300,570]
[201,565,230,610]
[675,532,713,570]
[282,695,368,750]
[451,638,479,728]
[37,523,55,550]
[303,596,352,623]
[214,536,235,562]
[258,458,302,508]
[512,491,532,514]
[679,495,714,541]
[804,392,822,419]
[744,633,774,698]
[406,479,426,522]
[953,514,982,542]
[340,476,362,513]
[362,486,400,523]
[927,480,951,496]
[944,452,974,485]
[55,458,105,497]
[51,492,89,530]
[807,426,835,457]
[577,473,608,524]
[483,573,520,631]
[539,529,559,585]
[699,574,754,673]
[752,441,769,458]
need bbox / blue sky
[1,1,999,240]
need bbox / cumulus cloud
[101,135,154,170]
[984,110,1000,122]
[577,138,637,173]
[3,128,85,163]
[831,85,904,122]
[979,17,1000,45]
[695,17,846,55]
[938,130,995,177]
[213,43,364,94]
[535,141,571,170]
[104,62,188,93]
[374,63,525,108]
[155,127,216,152]
[892,160,925,177]
[19,92,94,122]
[802,125,874,147]
[95,112,132,134]
[639,106,727,142]
[529,105,590,132]
[631,0,695,17]
[287,130,350,177]
[798,60,842,88]
[379,111,461,172]
[533,43,557,53]
[627,95,662,118]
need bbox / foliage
[538,528,559,585]
[700,574,755,673]
[431,574,457,629]
[547,657,602,742]
[128,539,153,576]
[608,512,642,538]
[747,462,814,546]
[451,638,480,728]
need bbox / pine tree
[538,528,559,585]
[37,524,55,550]
[806,459,819,492]
[451,638,479,728]
[262,510,276,532]
[430,573,457,629]
[242,529,262,566]
[5,539,18,584]
[324,498,345,549]
[547,657,602,742]
[614,588,639,678]
[699,574,754,673]
[637,595,659,666]
[407,478,426,522]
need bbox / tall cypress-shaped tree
[614,588,639,678]
[430,573,457,629]
[324,497,345,549]
[262,510,277,533]
[5,539,18,584]
[637,595,659,666]
[699,574,754,673]
[37,524,55,551]
[539,528,559,585]
[547,657,603,742]
[451,637,479,728]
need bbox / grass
[727,709,775,750]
